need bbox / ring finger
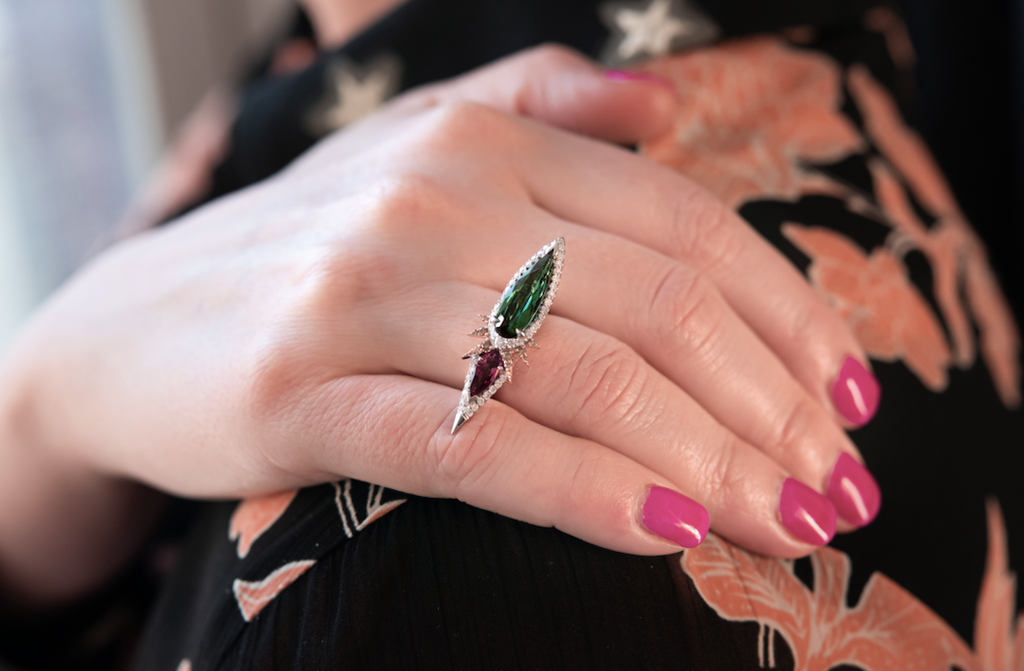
[367,279,841,557]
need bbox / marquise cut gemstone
[495,248,555,339]
[469,350,503,397]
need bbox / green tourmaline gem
[495,248,555,339]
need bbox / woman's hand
[0,46,880,606]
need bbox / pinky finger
[299,374,710,555]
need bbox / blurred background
[0,0,293,353]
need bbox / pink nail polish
[642,485,709,549]
[779,478,836,546]
[604,69,675,90]
[827,453,881,527]
[831,357,880,427]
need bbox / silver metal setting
[452,238,565,434]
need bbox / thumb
[400,44,678,144]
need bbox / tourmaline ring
[452,237,565,434]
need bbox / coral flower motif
[233,560,317,622]
[639,36,863,208]
[783,223,951,391]
[637,37,1020,405]
[682,501,1024,670]
[848,66,1021,407]
[228,489,298,559]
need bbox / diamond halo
[452,238,565,433]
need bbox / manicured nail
[605,69,675,90]
[831,357,880,426]
[779,478,836,546]
[642,485,709,548]
[827,453,881,527]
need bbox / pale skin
[0,3,875,614]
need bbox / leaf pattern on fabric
[232,560,316,622]
[847,66,1021,407]
[682,534,973,669]
[782,223,952,391]
[974,500,1024,671]
[332,479,407,538]
[639,36,863,208]
[682,500,1024,670]
[223,482,407,630]
[638,37,1020,405]
[228,489,298,559]
[863,6,917,70]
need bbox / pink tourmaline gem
[470,351,503,397]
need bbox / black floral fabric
[126,1,1024,669]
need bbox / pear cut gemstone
[469,350,503,397]
[495,248,555,339]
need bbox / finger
[440,217,880,529]
[288,145,879,532]
[360,281,839,556]
[289,374,710,556]
[392,44,677,143]
[559,230,880,529]
[501,117,880,429]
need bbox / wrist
[0,347,166,610]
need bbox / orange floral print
[782,223,952,391]
[640,36,863,208]
[848,66,1021,407]
[639,37,1021,405]
[682,500,1024,670]
[233,559,316,622]
[332,479,406,537]
[228,490,298,559]
[863,7,916,70]
[974,501,1024,671]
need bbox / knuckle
[653,268,727,366]
[560,451,612,515]
[522,43,585,70]
[239,261,394,429]
[770,395,821,461]
[233,273,347,429]
[781,300,818,354]
[693,433,746,509]
[287,176,450,308]
[669,192,744,274]
[653,266,713,330]
[361,171,454,235]
[419,100,515,153]
[239,333,311,436]
[294,242,398,312]
[564,340,651,430]
[426,408,513,499]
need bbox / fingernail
[831,357,880,426]
[827,453,881,527]
[642,485,709,549]
[779,478,836,546]
[605,69,675,90]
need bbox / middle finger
[370,279,835,556]
[432,206,879,529]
